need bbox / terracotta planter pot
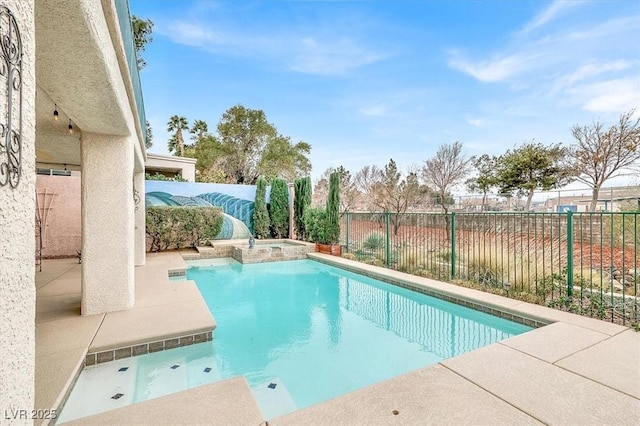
[315,243,342,256]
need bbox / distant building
[145,153,197,182]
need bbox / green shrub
[145,172,186,182]
[146,206,222,252]
[303,207,328,243]
[253,176,270,238]
[362,233,385,252]
[269,178,290,238]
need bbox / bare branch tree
[421,141,472,215]
[312,176,329,207]
[569,109,640,211]
[354,165,383,211]
[315,166,360,215]
[355,160,425,234]
[422,141,472,242]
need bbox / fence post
[566,210,574,298]
[450,212,456,279]
[385,212,390,268]
[345,212,350,253]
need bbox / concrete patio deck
[35,253,640,425]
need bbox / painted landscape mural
[145,181,264,240]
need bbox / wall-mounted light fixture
[53,103,59,121]
[68,119,73,134]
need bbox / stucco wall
[36,175,81,258]
[0,0,36,419]
[81,132,135,315]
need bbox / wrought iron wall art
[133,176,141,210]
[0,7,23,189]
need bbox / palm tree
[190,119,209,144]
[167,115,188,156]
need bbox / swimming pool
[58,258,531,422]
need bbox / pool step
[252,378,298,420]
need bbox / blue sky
[131,0,640,184]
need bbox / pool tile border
[85,331,213,366]
[168,269,186,277]
[309,256,549,329]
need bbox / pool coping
[306,253,629,336]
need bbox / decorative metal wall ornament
[133,177,141,210]
[0,7,23,189]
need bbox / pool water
[58,259,531,422]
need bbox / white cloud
[359,104,387,116]
[467,118,484,127]
[520,1,586,33]
[574,78,640,113]
[448,51,539,82]
[565,15,640,41]
[289,37,385,75]
[552,60,635,93]
[447,1,640,119]
[159,19,384,75]
[165,21,220,47]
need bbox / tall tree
[325,172,341,244]
[190,120,209,145]
[258,135,312,182]
[131,15,153,70]
[193,135,228,183]
[569,109,640,211]
[167,115,189,157]
[466,154,497,211]
[316,166,360,215]
[269,178,290,238]
[294,177,312,240]
[253,176,270,238]
[217,105,277,184]
[422,141,472,215]
[495,142,571,211]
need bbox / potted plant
[303,208,341,255]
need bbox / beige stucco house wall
[0,0,36,417]
[36,174,82,258]
[1,0,148,419]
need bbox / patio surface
[35,253,640,425]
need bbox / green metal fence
[342,212,639,326]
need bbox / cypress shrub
[253,176,271,239]
[269,177,290,238]
[294,176,312,240]
[303,207,328,243]
[146,206,222,252]
[326,172,340,244]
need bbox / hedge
[146,206,223,252]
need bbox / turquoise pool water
[189,259,531,418]
[58,258,531,422]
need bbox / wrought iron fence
[342,212,640,326]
